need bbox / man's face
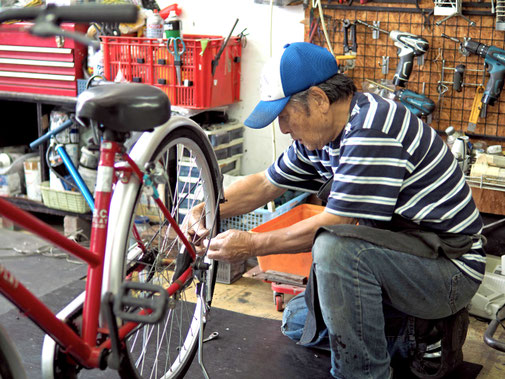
[277,93,350,150]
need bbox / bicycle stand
[196,281,211,379]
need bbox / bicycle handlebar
[29,119,73,150]
[484,318,505,352]
[0,4,138,24]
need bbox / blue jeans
[281,232,480,379]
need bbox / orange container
[252,204,325,278]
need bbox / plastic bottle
[164,10,182,39]
[445,126,461,151]
[146,9,164,39]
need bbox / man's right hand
[183,202,210,255]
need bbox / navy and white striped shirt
[267,92,485,283]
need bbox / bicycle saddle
[76,83,171,132]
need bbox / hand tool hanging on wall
[453,64,465,92]
[468,85,485,132]
[366,79,436,117]
[339,19,357,71]
[497,0,505,30]
[381,56,390,75]
[342,19,357,55]
[211,18,239,76]
[442,34,505,110]
[356,20,429,87]
[433,0,475,26]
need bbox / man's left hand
[203,229,255,262]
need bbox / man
[188,42,484,378]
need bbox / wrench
[202,331,219,343]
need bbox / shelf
[2,196,91,220]
[0,91,76,108]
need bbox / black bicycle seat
[76,83,171,133]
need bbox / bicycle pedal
[113,281,168,324]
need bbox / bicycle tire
[109,125,221,379]
[0,324,27,379]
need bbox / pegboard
[306,1,505,142]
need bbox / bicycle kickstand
[197,282,211,379]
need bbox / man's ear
[308,86,330,112]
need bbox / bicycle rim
[117,128,220,379]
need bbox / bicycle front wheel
[0,324,26,379]
[111,125,221,379]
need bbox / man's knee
[312,232,357,268]
[281,293,308,342]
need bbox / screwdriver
[365,79,436,117]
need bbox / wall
[312,2,505,139]
[157,0,305,174]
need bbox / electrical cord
[312,0,334,55]
[268,0,278,162]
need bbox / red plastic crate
[101,34,241,109]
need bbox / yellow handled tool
[468,85,485,132]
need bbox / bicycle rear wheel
[111,125,221,379]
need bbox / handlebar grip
[0,8,41,22]
[453,64,465,92]
[0,4,138,24]
[29,119,73,150]
[51,4,138,23]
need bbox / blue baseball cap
[244,42,339,129]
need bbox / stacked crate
[205,121,244,175]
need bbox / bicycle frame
[0,136,198,369]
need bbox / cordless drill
[442,34,505,112]
[365,80,436,117]
[357,20,429,87]
[464,39,505,106]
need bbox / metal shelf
[2,196,91,220]
[466,175,505,193]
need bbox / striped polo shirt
[267,92,485,283]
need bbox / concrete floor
[0,226,504,378]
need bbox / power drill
[356,20,429,87]
[442,34,505,107]
[366,80,436,117]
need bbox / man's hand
[203,229,255,262]
[182,202,210,254]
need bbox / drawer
[0,22,87,96]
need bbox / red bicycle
[0,4,222,378]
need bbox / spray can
[92,48,104,77]
[164,11,182,39]
[146,9,164,39]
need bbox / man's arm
[185,171,285,244]
[220,171,286,219]
[205,211,356,262]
